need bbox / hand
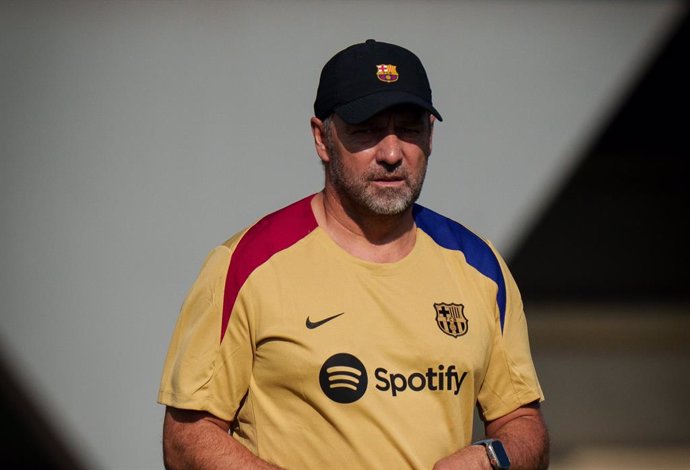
[433,445,491,470]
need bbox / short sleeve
[477,243,544,421]
[158,244,254,422]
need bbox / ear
[427,114,435,156]
[310,117,331,163]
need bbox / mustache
[366,169,409,181]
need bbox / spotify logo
[319,353,368,403]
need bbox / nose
[375,133,403,167]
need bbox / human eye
[396,125,422,137]
[350,126,379,135]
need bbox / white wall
[0,1,683,468]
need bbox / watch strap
[473,438,511,470]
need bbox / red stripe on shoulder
[221,195,318,342]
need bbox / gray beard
[327,152,427,216]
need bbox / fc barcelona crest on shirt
[376,64,399,83]
[434,303,468,338]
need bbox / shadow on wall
[0,349,86,470]
[509,9,690,470]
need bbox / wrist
[473,439,510,470]
[432,445,492,470]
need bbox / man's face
[324,106,433,216]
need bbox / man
[159,39,549,470]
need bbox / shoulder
[222,194,319,261]
[413,204,499,271]
[219,194,319,293]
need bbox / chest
[245,250,499,393]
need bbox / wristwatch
[473,439,511,469]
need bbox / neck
[311,190,417,263]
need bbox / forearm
[434,403,549,470]
[486,407,550,470]
[163,407,284,470]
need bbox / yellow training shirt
[159,194,543,469]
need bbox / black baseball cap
[314,39,442,124]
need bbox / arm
[433,401,549,470]
[163,407,285,470]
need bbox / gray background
[0,1,684,468]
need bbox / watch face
[491,440,510,468]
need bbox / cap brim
[334,90,443,124]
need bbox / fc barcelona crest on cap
[376,64,399,83]
[434,303,469,338]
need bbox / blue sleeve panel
[413,204,507,333]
